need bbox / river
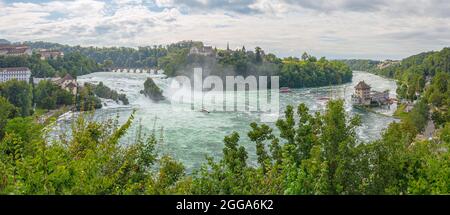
[56,71,398,170]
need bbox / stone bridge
[107,68,163,75]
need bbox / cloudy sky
[0,0,449,60]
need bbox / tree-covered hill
[0,52,102,78]
[25,41,352,89]
[371,47,450,101]
[338,59,381,71]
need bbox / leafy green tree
[88,82,129,105]
[141,78,164,101]
[0,96,19,139]
[0,80,32,116]
[76,84,102,111]
[255,47,263,64]
[34,80,74,110]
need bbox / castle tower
[355,81,371,103]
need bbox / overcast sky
[0,0,449,60]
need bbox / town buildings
[0,44,32,56]
[54,74,78,95]
[38,49,64,60]
[189,46,216,57]
[33,74,78,95]
[0,67,32,83]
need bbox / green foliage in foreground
[0,96,19,139]
[1,98,449,195]
[0,112,186,194]
[190,100,449,195]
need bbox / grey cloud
[381,27,450,45]
[384,31,429,40]
[283,0,450,18]
[157,0,260,14]
[283,0,387,12]
[158,0,450,18]
[340,0,387,12]
[159,0,388,14]
[95,24,115,34]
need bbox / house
[352,81,372,106]
[0,67,32,83]
[377,60,400,70]
[351,81,390,107]
[38,49,64,60]
[189,46,216,57]
[54,74,78,95]
[0,44,32,56]
[32,74,78,95]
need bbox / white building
[0,67,31,83]
[189,46,216,57]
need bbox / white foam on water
[54,71,398,171]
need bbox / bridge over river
[107,68,164,75]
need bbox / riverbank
[36,105,73,125]
[352,105,399,118]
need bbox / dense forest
[25,41,168,69]
[144,41,353,88]
[338,59,381,71]
[0,53,102,78]
[0,48,449,195]
[371,48,450,101]
[26,41,352,88]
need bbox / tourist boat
[317,97,330,101]
[200,108,210,114]
[280,87,291,93]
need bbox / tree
[0,80,32,116]
[255,47,262,64]
[0,96,19,139]
[34,81,57,110]
[301,52,309,61]
[87,82,128,105]
[192,100,363,195]
[34,80,73,110]
[76,84,102,111]
[141,78,164,101]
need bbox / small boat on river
[280,87,291,93]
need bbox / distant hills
[0,39,11,45]
[337,59,381,71]
[337,59,401,72]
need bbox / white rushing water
[58,71,399,170]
